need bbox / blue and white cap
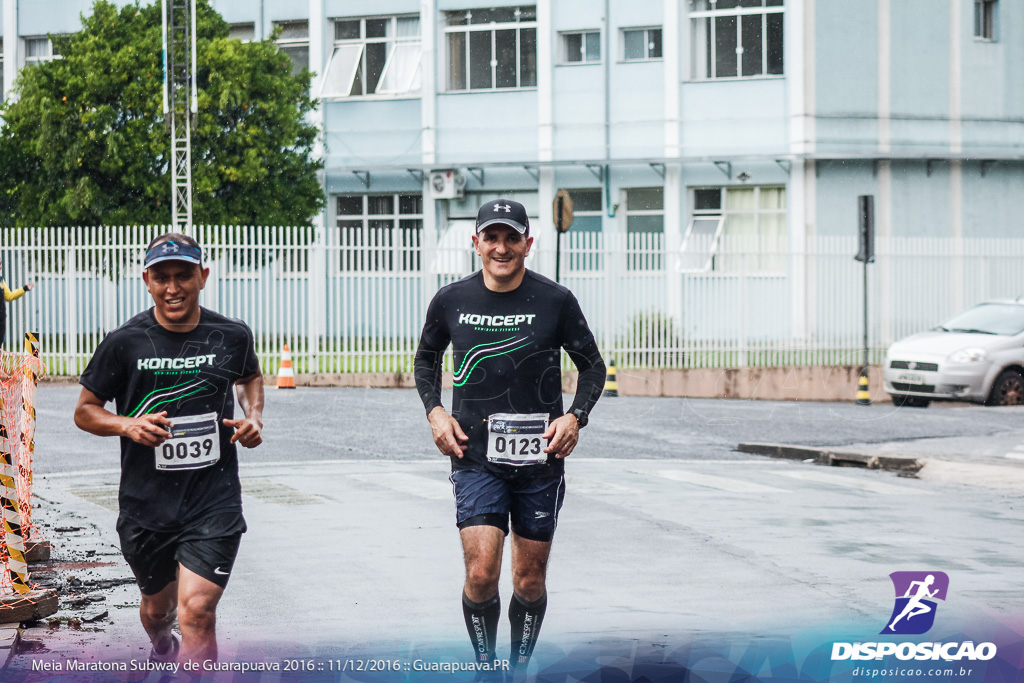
[476,199,530,236]
[144,240,203,268]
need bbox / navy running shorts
[450,468,565,543]
[117,511,247,595]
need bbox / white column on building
[3,0,17,102]
[787,0,810,344]
[876,0,892,351]
[877,159,891,348]
[877,0,890,154]
[663,0,682,327]
[420,0,439,305]
[307,0,326,370]
[536,0,555,279]
[949,0,964,311]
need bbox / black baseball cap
[144,240,203,269]
[476,199,530,236]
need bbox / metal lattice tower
[161,0,197,233]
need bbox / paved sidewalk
[740,424,1024,491]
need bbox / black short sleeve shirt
[80,308,261,531]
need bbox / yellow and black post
[604,359,619,398]
[856,368,871,405]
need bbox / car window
[939,303,1024,336]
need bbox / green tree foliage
[0,0,323,226]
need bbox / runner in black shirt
[75,232,264,668]
[415,199,605,670]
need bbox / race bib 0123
[486,413,549,466]
[155,412,221,471]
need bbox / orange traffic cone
[277,344,296,389]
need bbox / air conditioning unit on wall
[429,170,467,199]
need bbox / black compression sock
[462,592,500,662]
[509,592,547,667]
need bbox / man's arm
[544,293,607,458]
[223,373,264,448]
[2,281,26,303]
[414,295,467,458]
[74,387,173,447]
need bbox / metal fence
[2,226,1023,376]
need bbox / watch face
[574,409,588,427]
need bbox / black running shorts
[117,511,247,595]
[450,469,565,542]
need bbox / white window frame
[24,36,62,65]
[444,7,538,91]
[620,27,662,62]
[689,0,784,80]
[320,15,422,100]
[678,216,726,272]
[275,20,309,77]
[624,187,665,272]
[334,193,424,274]
[974,0,998,41]
[559,30,600,65]
[687,185,787,274]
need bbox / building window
[322,16,422,98]
[688,186,787,272]
[275,21,309,77]
[336,194,423,272]
[560,30,600,64]
[566,189,603,271]
[24,36,61,64]
[626,188,664,270]
[445,6,537,91]
[228,23,256,42]
[689,0,784,79]
[974,0,997,40]
[622,28,662,61]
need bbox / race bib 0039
[155,412,221,471]
[486,413,549,466]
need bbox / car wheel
[891,394,931,408]
[986,370,1024,406]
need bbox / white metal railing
[2,226,1023,375]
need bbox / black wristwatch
[571,408,589,428]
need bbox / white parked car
[883,300,1024,408]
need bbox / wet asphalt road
[11,386,1024,682]
[35,384,1024,475]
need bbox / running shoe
[148,633,180,664]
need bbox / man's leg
[508,534,551,667]
[176,564,225,665]
[140,580,178,658]
[460,525,505,662]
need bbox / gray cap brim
[145,254,203,268]
[476,218,528,234]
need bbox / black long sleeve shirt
[414,270,606,475]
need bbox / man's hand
[428,406,468,458]
[123,411,173,447]
[543,413,580,459]
[24,283,34,292]
[224,417,263,448]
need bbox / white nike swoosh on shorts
[213,567,229,576]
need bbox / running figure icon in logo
[881,571,949,635]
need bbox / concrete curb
[737,442,923,473]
